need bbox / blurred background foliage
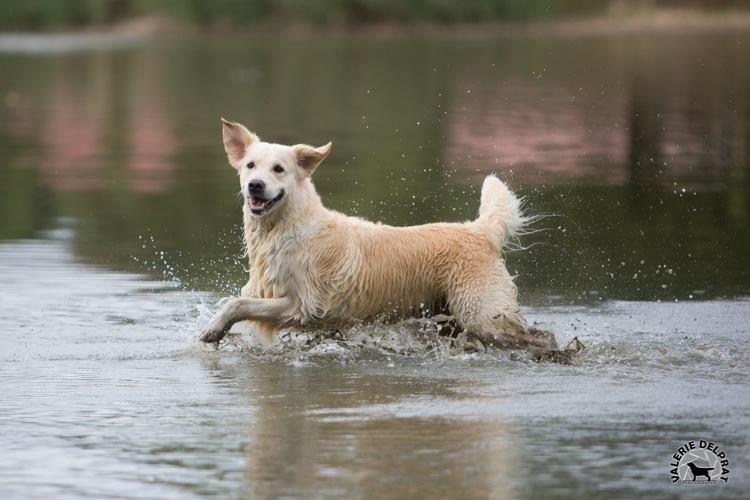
[0,0,748,30]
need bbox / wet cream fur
[200,119,534,347]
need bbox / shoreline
[269,8,750,38]
[1,8,750,39]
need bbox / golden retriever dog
[199,118,565,355]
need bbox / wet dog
[200,118,572,357]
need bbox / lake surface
[0,28,749,498]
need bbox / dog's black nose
[248,180,265,194]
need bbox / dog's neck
[241,179,326,295]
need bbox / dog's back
[285,176,529,341]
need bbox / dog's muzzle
[248,190,285,216]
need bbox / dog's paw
[531,337,585,364]
[199,326,228,344]
[564,336,585,354]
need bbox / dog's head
[221,118,331,218]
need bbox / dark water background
[0,29,748,499]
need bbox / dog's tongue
[250,196,267,208]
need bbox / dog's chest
[246,226,310,299]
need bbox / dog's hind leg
[446,265,559,354]
[199,297,293,344]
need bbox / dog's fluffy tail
[476,175,525,251]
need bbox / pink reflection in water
[445,83,629,185]
[444,79,747,189]
[40,82,106,191]
[127,100,176,194]
[32,53,176,194]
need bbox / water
[0,28,749,498]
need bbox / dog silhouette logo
[685,460,714,481]
[669,440,730,485]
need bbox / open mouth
[248,190,285,215]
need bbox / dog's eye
[246,161,255,169]
[273,164,284,173]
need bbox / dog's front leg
[199,297,293,344]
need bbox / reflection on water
[0,32,748,301]
[446,35,749,188]
[231,361,516,499]
[1,235,748,499]
[0,30,749,499]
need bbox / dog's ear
[221,118,258,167]
[293,142,332,176]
